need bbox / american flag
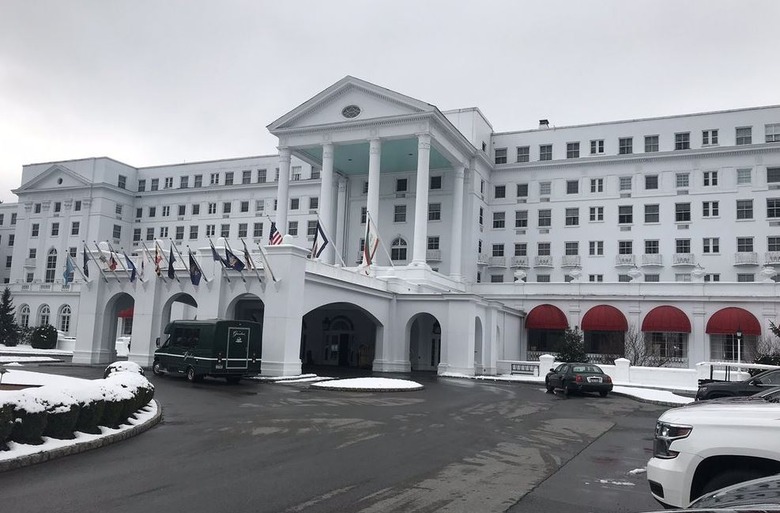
[269,222,283,245]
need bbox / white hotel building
[2,76,779,376]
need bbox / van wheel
[226,376,241,384]
[152,360,164,376]
[186,367,200,383]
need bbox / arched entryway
[101,292,135,359]
[581,305,628,364]
[301,302,381,371]
[227,293,265,323]
[159,293,198,344]
[641,306,691,367]
[706,307,761,362]
[407,313,441,371]
[526,304,569,360]
[474,316,484,373]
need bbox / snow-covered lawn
[0,344,73,357]
[310,377,423,391]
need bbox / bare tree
[624,324,668,367]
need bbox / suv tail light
[575,374,584,383]
[653,421,692,459]
[603,375,612,383]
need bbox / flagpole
[240,238,264,283]
[153,241,170,282]
[222,238,246,283]
[94,241,121,282]
[208,237,229,283]
[106,241,131,279]
[158,240,180,283]
[255,242,278,283]
[186,245,209,283]
[366,211,395,269]
[168,238,189,273]
[140,241,156,282]
[68,254,88,282]
[83,242,108,283]
[315,212,346,267]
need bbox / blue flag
[189,251,202,286]
[167,245,176,279]
[210,239,227,266]
[224,247,245,271]
[124,252,137,283]
[82,246,89,278]
[63,256,74,284]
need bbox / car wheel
[152,360,164,376]
[700,469,765,497]
[562,381,570,397]
[599,391,608,397]
[186,366,199,383]
[545,379,554,393]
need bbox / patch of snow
[628,468,647,475]
[612,386,694,405]
[311,377,422,390]
[1,369,87,387]
[0,344,73,356]
[597,479,636,486]
[0,356,60,364]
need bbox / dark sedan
[696,368,780,400]
[545,363,613,397]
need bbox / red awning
[117,307,134,319]
[526,304,568,330]
[706,307,761,335]
[641,306,691,333]
[581,305,628,332]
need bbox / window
[566,142,580,159]
[490,275,504,283]
[394,205,406,222]
[241,170,252,184]
[220,224,230,238]
[176,226,185,240]
[536,274,551,283]
[539,144,552,161]
[737,237,754,252]
[428,203,441,221]
[702,201,719,218]
[192,204,200,216]
[736,126,752,145]
[430,176,442,190]
[494,185,506,199]
[31,223,39,237]
[675,274,692,283]
[5,256,11,267]
[309,197,319,210]
[290,198,299,211]
[645,240,659,254]
[565,242,579,255]
[151,178,159,191]
[769,236,780,252]
[254,200,264,214]
[110,225,120,239]
[257,169,267,183]
[223,202,232,214]
[644,135,659,152]
[287,221,298,236]
[164,177,173,189]
[478,207,483,226]
[492,244,505,257]
[768,199,780,218]
[676,173,689,188]
[8,234,13,247]
[29,248,37,259]
[516,146,530,162]
[618,205,633,224]
[253,223,263,238]
[737,273,755,283]
[291,167,301,181]
[517,183,528,197]
[396,178,408,193]
[768,168,780,184]
[589,275,604,282]
[618,274,632,283]
[590,178,603,193]
[51,223,59,236]
[675,132,690,150]
[34,203,41,214]
[194,175,203,188]
[703,171,718,186]
[589,206,604,222]
[180,176,189,188]
[146,228,154,240]
[19,305,30,328]
[391,237,407,261]
[675,203,691,222]
[737,168,752,185]
[132,228,141,242]
[618,137,633,154]
[73,202,80,213]
[676,239,691,254]
[237,223,247,238]
[208,203,216,215]
[53,202,61,213]
[538,209,551,227]
[224,172,234,185]
[71,221,80,235]
[619,176,632,191]
[736,199,753,220]
[565,208,579,226]
[189,226,199,239]
[645,175,658,190]
[138,179,146,192]
[537,242,551,256]
[495,148,507,164]
[644,274,660,282]
[45,249,57,283]
[645,204,659,223]
[178,204,186,216]
[618,241,633,255]
[360,207,367,224]
[515,210,528,228]
[767,123,780,143]
[702,129,719,146]
[590,139,604,155]
[162,205,170,217]
[566,180,578,194]
[514,243,527,256]
[311,168,320,180]
[492,212,505,229]
[589,241,604,256]
[539,182,551,195]
[703,237,720,254]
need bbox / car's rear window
[572,365,602,374]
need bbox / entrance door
[226,327,250,369]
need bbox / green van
[152,319,262,383]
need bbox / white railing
[488,256,506,268]
[510,256,529,268]
[672,253,695,266]
[734,252,759,265]
[615,254,635,266]
[477,253,488,265]
[765,252,780,265]
[641,254,663,266]
[426,249,442,262]
[561,255,581,267]
[534,255,553,267]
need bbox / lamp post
[736,328,743,374]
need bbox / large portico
[267,76,476,279]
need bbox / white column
[366,138,381,228]
[410,133,431,267]
[336,177,348,264]
[319,143,335,263]
[449,164,466,280]
[276,147,291,236]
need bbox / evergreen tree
[557,327,588,363]
[0,287,19,347]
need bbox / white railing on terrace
[510,256,529,268]
[561,255,581,267]
[641,254,663,266]
[534,255,554,267]
[766,252,780,265]
[426,249,442,262]
[488,256,506,268]
[672,253,695,266]
[615,254,635,266]
[733,252,759,265]
[477,253,488,265]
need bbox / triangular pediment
[268,76,436,132]
[15,164,92,193]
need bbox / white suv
[646,392,780,508]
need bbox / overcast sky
[0,0,777,203]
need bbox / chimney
[539,119,550,129]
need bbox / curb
[308,384,424,392]
[0,400,162,473]
[608,390,686,408]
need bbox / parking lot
[1,364,667,513]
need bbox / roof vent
[539,119,550,129]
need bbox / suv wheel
[701,469,764,497]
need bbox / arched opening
[408,313,441,371]
[474,316,484,373]
[101,292,135,360]
[301,302,381,372]
[19,304,30,328]
[38,304,50,326]
[227,294,265,323]
[58,305,72,334]
[641,306,691,367]
[706,307,761,362]
[391,237,408,263]
[581,305,628,364]
[526,304,569,360]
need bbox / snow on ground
[612,385,694,405]
[0,344,73,356]
[310,377,423,391]
[0,369,90,387]
[1,356,61,364]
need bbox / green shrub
[0,402,13,450]
[11,394,48,445]
[100,399,125,429]
[43,404,80,440]
[74,400,105,435]
[30,325,57,350]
